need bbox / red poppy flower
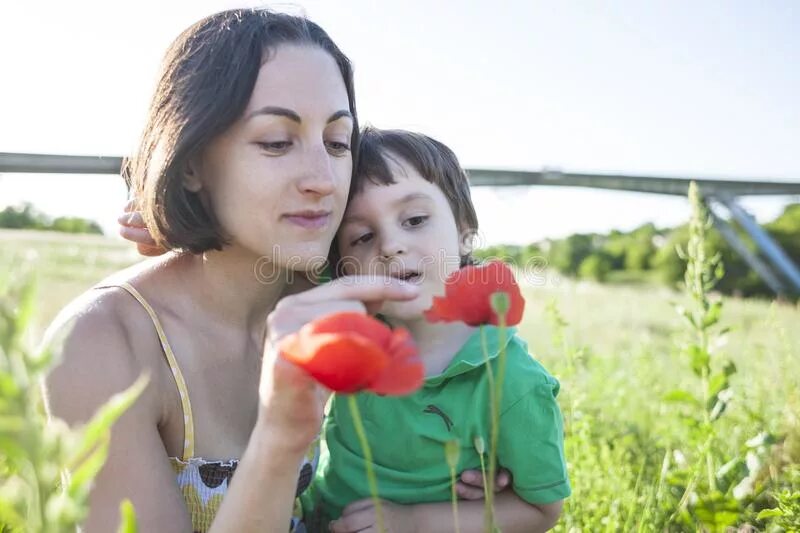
[279,312,424,395]
[424,260,525,326]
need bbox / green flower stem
[490,314,508,533]
[480,325,498,532]
[446,441,462,533]
[450,473,461,533]
[347,394,385,533]
[478,448,488,501]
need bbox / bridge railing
[2,152,799,296]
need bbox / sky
[1,0,798,245]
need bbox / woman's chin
[262,242,331,270]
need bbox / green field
[2,228,798,531]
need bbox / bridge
[2,152,800,296]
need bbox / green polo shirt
[303,326,570,524]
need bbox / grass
[0,229,139,334]
[2,228,798,531]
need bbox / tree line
[475,203,800,298]
[0,203,103,235]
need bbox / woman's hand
[258,276,421,452]
[329,499,414,533]
[118,200,167,256]
[265,275,420,343]
[457,467,512,499]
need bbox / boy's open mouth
[389,271,423,283]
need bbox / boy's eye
[350,232,374,246]
[257,141,292,154]
[325,140,351,156]
[403,215,428,228]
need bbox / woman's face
[195,44,353,270]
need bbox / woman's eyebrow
[327,110,353,124]
[244,107,352,124]
[246,106,301,122]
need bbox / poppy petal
[369,329,424,395]
[302,312,394,349]
[280,332,389,393]
[422,261,525,326]
[423,296,460,323]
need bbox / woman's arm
[209,348,324,532]
[45,293,323,533]
[46,276,422,531]
[44,298,193,532]
[213,276,425,531]
[410,493,562,533]
[330,493,563,533]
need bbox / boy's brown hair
[348,126,479,266]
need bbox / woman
[46,8,502,532]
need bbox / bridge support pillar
[712,193,800,296]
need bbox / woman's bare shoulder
[44,252,181,359]
[42,274,165,426]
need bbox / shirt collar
[425,325,518,386]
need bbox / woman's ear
[183,159,203,192]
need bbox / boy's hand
[118,200,167,256]
[329,499,415,533]
[456,467,512,499]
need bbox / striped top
[109,282,316,532]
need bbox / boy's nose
[380,238,407,258]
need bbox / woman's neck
[387,316,475,378]
[171,245,293,339]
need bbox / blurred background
[1,2,798,530]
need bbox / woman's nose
[295,144,337,196]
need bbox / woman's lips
[282,212,331,229]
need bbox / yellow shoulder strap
[103,282,195,461]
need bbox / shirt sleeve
[497,366,571,504]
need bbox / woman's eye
[325,141,351,156]
[404,215,428,227]
[257,141,292,154]
[350,232,373,246]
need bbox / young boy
[305,127,570,532]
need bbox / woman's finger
[119,225,158,246]
[289,275,419,306]
[455,481,486,500]
[459,467,511,491]
[341,498,375,516]
[137,243,168,257]
[118,210,146,229]
[285,300,368,323]
[267,300,367,343]
[495,467,512,490]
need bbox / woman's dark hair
[124,8,359,253]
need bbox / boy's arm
[329,493,563,533]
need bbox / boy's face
[337,154,467,321]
